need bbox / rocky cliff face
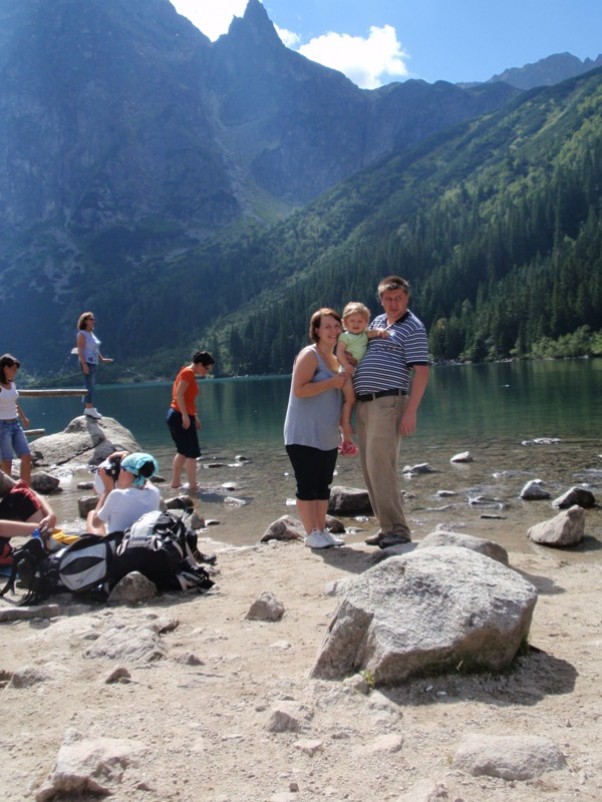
[488,52,602,90]
[0,0,567,373]
[0,0,519,243]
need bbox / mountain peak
[226,0,282,49]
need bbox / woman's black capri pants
[285,444,338,500]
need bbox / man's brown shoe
[378,532,411,549]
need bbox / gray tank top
[283,345,342,451]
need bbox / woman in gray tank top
[284,308,350,549]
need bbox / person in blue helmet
[87,452,160,536]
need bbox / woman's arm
[16,402,29,429]
[76,331,89,374]
[34,494,57,532]
[88,487,111,533]
[292,349,347,398]
[175,379,193,429]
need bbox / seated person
[0,468,58,562]
[87,452,160,536]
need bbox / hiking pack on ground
[108,509,215,593]
[0,510,215,606]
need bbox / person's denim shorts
[0,419,31,460]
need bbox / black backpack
[0,532,123,606]
[107,510,215,593]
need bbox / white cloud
[275,25,300,49]
[170,3,410,89]
[169,0,247,41]
[298,25,410,89]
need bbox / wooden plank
[19,388,86,397]
[24,429,45,437]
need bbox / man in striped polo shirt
[353,276,430,548]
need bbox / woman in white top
[76,311,113,420]
[87,452,160,535]
[0,354,32,484]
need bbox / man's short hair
[378,276,410,297]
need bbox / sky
[170,0,602,89]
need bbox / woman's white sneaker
[84,407,102,419]
[305,530,334,549]
[322,530,344,547]
[305,530,343,549]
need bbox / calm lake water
[23,360,602,555]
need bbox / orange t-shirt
[170,366,198,415]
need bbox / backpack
[108,510,215,593]
[0,532,123,606]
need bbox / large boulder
[552,486,596,509]
[30,417,140,469]
[527,504,585,546]
[328,486,373,516]
[417,529,509,565]
[311,546,537,686]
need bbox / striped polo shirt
[353,310,430,395]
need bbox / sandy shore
[1,532,601,802]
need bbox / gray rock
[394,780,450,802]
[265,701,313,733]
[35,728,145,801]
[468,495,505,508]
[527,504,585,546]
[328,485,373,515]
[104,667,132,684]
[108,572,157,604]
[31,416,139,469]
[83,623,165,663]
[552,486,596,509]
[261,515,304,543]
[77,495,98,518]
[453,733,566,780]
[164,494,194,512]
[224,495,246,507]
[417,530,509,565]
[29,471,61,494]
[311,546,537,685]
[402,462,436,474]
[325,514,345,534]
[0,604,60,623]
[8,666,48,688]
[246,591,285,622]
[451,451,473,463]
[520,479,551,500]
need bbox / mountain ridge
[0,0,599,377]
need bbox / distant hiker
[76,311,113,420]
[284,308,349,549]
[0,354,32,484]
[335,301,389,455]
[166,351,215,493]
[87,452,160,535]
[353,276,430,549]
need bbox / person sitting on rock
[86,452,160,536]
[0,468,58,563]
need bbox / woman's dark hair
[0,353,20,384]
[309,308,342,343]
[192,351,215,367]
[77,311,95,330]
